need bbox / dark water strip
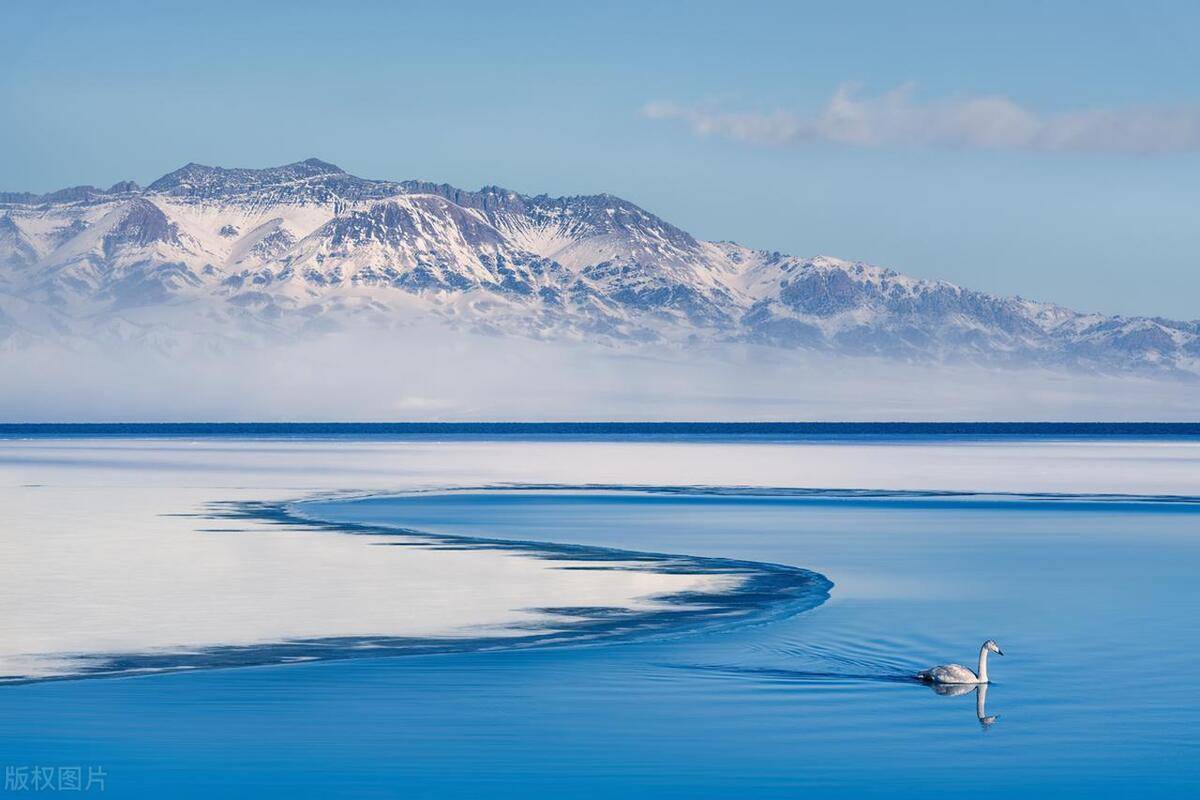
[2,422,1199,440]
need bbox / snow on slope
[1,158,1197,377]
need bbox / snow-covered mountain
[2,158,1197,376]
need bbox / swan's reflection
[928,681,999,727]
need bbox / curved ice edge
[1,488,833,686]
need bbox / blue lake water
[4,473,1199,798]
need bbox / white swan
[917,639,1004,685]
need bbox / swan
[917,640,1004,685]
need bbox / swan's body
[918,663,984,684]
[917,640,1003,685]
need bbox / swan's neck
[977,646,990,683]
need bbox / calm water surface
[4,487,1199,797]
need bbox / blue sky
[3,0,1198,318]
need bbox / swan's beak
[996,648,1005,656]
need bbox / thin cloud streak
[643,84,1200,154]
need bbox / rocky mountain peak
[146,158,353,200]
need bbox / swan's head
[983,639,1004,656]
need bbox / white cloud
[642,84,1200,154]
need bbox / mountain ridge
[1,158,1196,377]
